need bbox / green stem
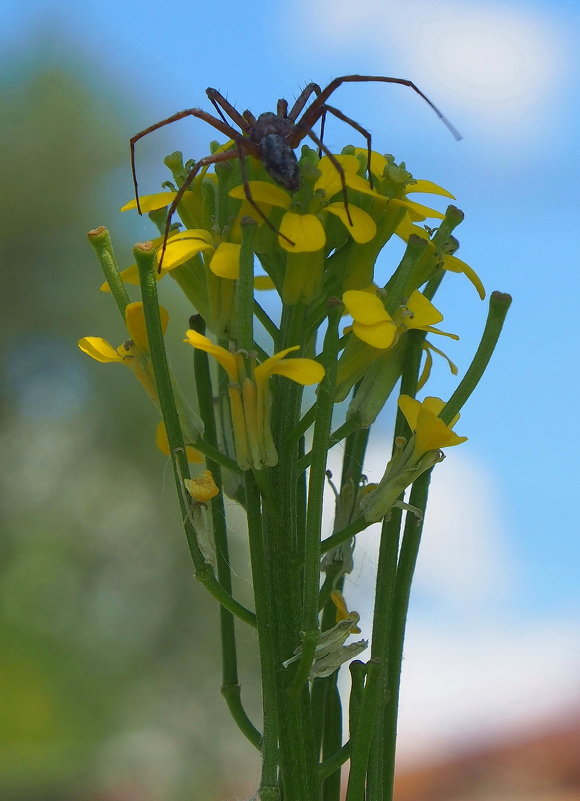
[286,403,317,445]
[135,243,256,628]
[364,508,402,801]
[319,739,351,780]
[191,315,261,749]
[318,586,346,801]
[254,298,280,342]
[441,291,512,424]
[190,436,242,474]
[236,218,257,351]
[221,683,262,749]
[321,679,342,801]
[344,510,400,801]
[382,471,431,799]
[265,302,319,801]
[245,472,281,794]
[297,303,342,684]
[320,517,369,554]
[87,226,131,318]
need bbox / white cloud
[397,620,580,762]
[290,0,568,137]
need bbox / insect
[130,75,460,268]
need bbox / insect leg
[130,109,240,214]
[305,128,354,227]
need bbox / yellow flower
[78,302,169,404]
[184,469,220,502]
[183,332,325,468]
[155,421,203,463]
[330,590,361,634]
[397,394,467,459]
[229,158,377,253]
[120,192,180,213]
[395,217,485,299]
[342,288,458,349]
[360,394,467,523]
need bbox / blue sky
[3,0,579,760]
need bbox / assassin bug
[130,75,460,268]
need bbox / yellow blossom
[184,469,220,503]
[330,590,361,634]
[78,302,169,404]
[342,289,458,350]
[183,333,325,468]
[397,395,467,460]
[229,165,377,253]
[155,421,203,463]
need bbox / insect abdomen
[260,134,299,192]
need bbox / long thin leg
[130,108,240,214]
[287,82,327,158]
[206,88,252,133]
[234,142,295,246]
[287,82,322,122]
[293,75,462,142]
[305,128,354,227]
[319,103,375,188]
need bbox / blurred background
[1,0,579,799]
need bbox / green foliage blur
[0,43,259,801]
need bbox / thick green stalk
[442,291,512,424]
[245,472,281,798]
[291,303,342,691]
[87,226,131,318]
[236,219,257,351]
[382,471,431,799]
[344,510,400,801]
[263,301,319,801]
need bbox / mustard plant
[80,134,510,801]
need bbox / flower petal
[125,301,169,352]
[343,290,391,326]
[398,394,467,458]
[394,216,430,243]
[160,232,214,270]
[279,212,325,253]
[352,320,396,349]
[400,199,446,221]
[404,291,443,329]
[315,154,361,197]
[397,394,421,430]
[120,192,178,213]
[229,181,292,209]
[254,345,299,380]
[183,330,238,381]
[353,148,388,178]
[325,202,376,243]
[443,254,486,300]
[209,242,241,279]
[155,421,203,462]
[184,469,220,502]
[407,180,455,199]
[78,336,122,363]
[267,358,325,385]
